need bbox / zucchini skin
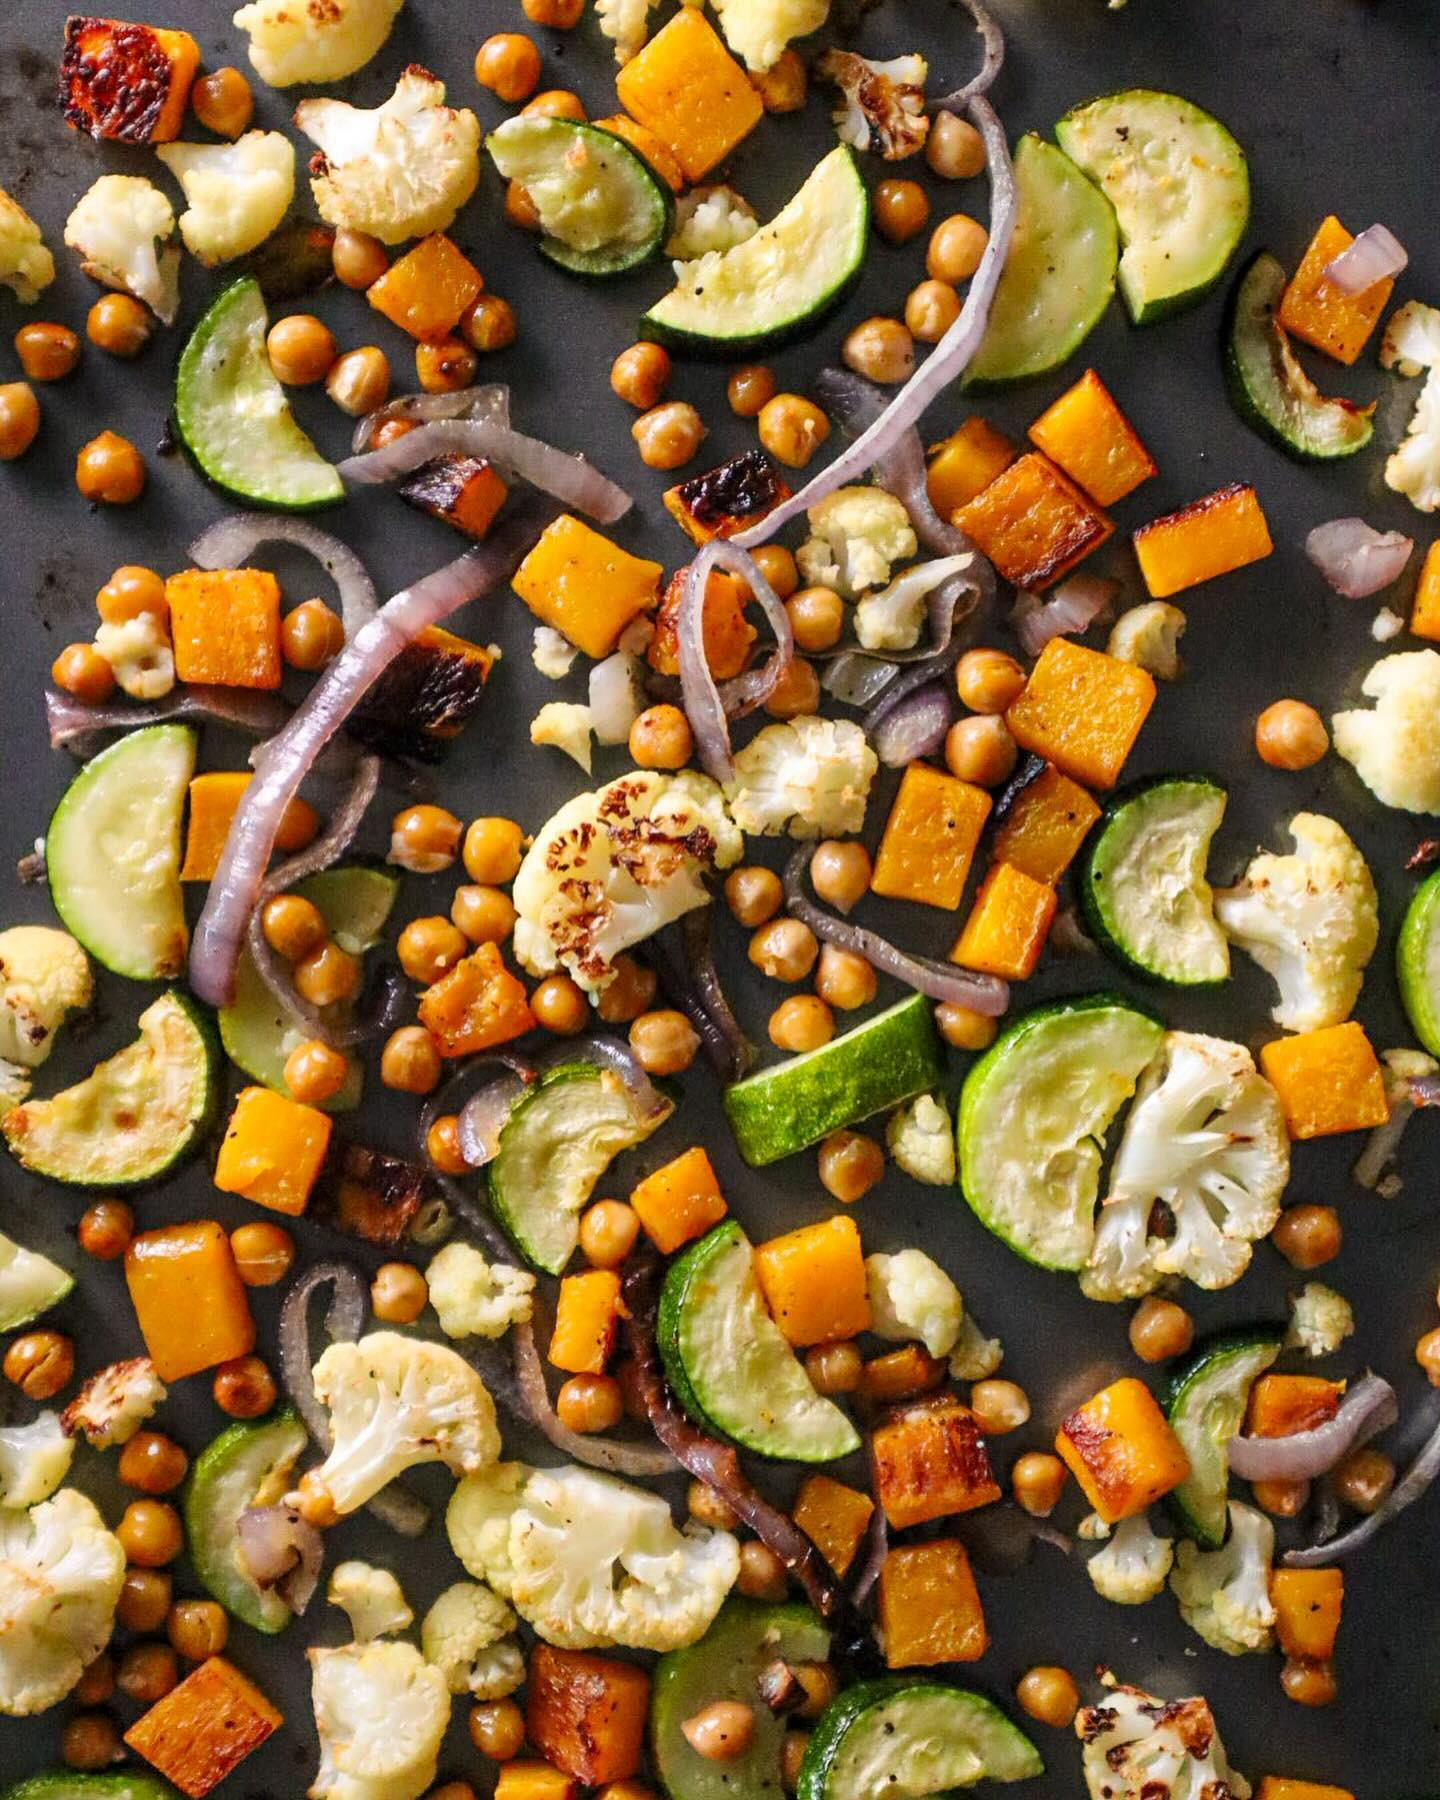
[640,263,865,361]
[1164,1325,1284,1547]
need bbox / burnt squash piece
[313,1142,443,1247]
[663,449,791,543]
[398,455,508,540]
[61,15,199,143]
[349,625,496,761]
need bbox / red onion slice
[1012,575,1119,657]
[236,1506,324,1614]
[513,1314,675,1477]
[1323,224,1408,296]
[48,685,291,752]
[536,1034,673,1129]
[869,682,952,767]
[190,514,378,641]
[1228,1374,1397,1482]
[680,908,752,1083]
[931,0,1005,109]
[352,382,511,455]
[1305,519,1414,598]
[1286,1400,1440,1567]
[679,539,796,784]
[457,1071,531,1168]
[824,654,902,710]
[1410,1073,1440,1107]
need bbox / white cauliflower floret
[1381,301,1440,379]
[1286,1282,1354,1359]
[0,1416,74,1510]
[95,613,175,701]
[0,188,54,303]
[797,487,917,597]
[1170,1502,1276,1656]
[1214,813,1379,1032]
[1086,1512,1174,1605]
[1076,1678,1251,1800]
[710,0,828,70]
[513,770,741,994]
[156,132,295,265]
[308,1332,500,1518]
[1108,602,1187,680]
[725,716,877,838]
[948,1310,1003,1381]
[666,186,758,260]
[533,626,579,680]
[531,701,594,772]
[854,555,973,653]
[0,1488,125,1715]
[235,0,405,87]
[1379,302,1440,512]
[596,0,657,63]
[818,50,930,159]
[884,1094,957,1188]
[448,1461,739,1652]
[64,175,179,325]
[426,1243,535,1342]
[420,1581,524,1698]
[1332,650,1440,812]
[864,1248,963,1357]
[309,1640,449,1800]
[296,69,481,247]
[589,655,648,747]
[1083,1033,1289,1302]
[60,1358,165,1451]
[0,928,91,1090]
[327,1562,413,1642]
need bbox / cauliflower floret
[1076,1678,1251,1800]
[725,716,877,838]
[1381,300,1440,379]
[865,1248,963,1357]
[1170,1502,1276,1655]
[1378,301,1440,512]
[710,0,828,70]
[1214,813,1379,1032]
[1086,1512,1174,1605]
[0,928,91,1090]
[155,132,295,265]
[1286,1282,1354,1359]
[448,1461,739,1652]
[797,487,917,597]
[531,701,593,772]
[589,655,648,748]
[513,770,742,994]
[235,0,405,87]
[1083,1033,1289,1302]
[596,0,657,64]
[60,1358,165,1451]
[948,1310,1003,1381]
[0,188,54,303]
[308,1332,500,1518]
[0,1415,74,1510]
[426,1243,535,1342]
[1107,602,1187,680]
[1332,650,1440,812]
[296,69,482,247]
[533,626,579,680]
[94,613,175,701]
[327,1562,414,1642]
[885,1094,957,1188]
[64,175,179,325]
[665,186,758,260]
[0,1488,126,1715]
[421,1581,524,1698]
[854,555,973,653]
[309,1640,450,1800]
[818,50,930,160]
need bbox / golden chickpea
[595,954,658,1024]
[1015,1666,1079,1730]
[842,316,915,385]
[804,1340,862,1396]
[74,1655,116,1707]
[281,596,345,671]
[724,865,783,928]
[293,1469,339,1530]
[750,47,806,112]
[792,1663,839,1722]
[630,1008,700,1076]
[78,1198,134,1262]
[1255,699,1328,770]
[371,1261,429,1325]
[530,973,588,1037]
[749,917,818,982]
[168,1599,229,1663]
[87,292,154,357]
[814,944,877,1012]
[872,177,930,245]
[76,430,145,504]
[117,1568,172,1633]
[117,1499,183,1568]
[505,180,540,236]
[630,703,694,769]
[756,654,816,722]
[1281,1658,1337,1708]
[15,321,80,382]
[462,294,518,352]
[945,714,1017,787]
[62,1714,122,1773]
[1252,1477,1311,1518]
[416,336,479,395]
[451,883,517,945]
[1012,1451,1068,1517]
[0,382,39,459]
[579,1199,640,1270]
[970,1378,1030,1434]
[326,346,390,417]
[522,0,584,26]
[3,1330,73,1399]
[231,1221,295,1288]
[737,1541,788,1602]
[294,941,362,1008]
[633,400,706,471]
[1334,1446,1395,1514]
[429,1784,479,1800]
[426,1114,470,1177]
[213,1354,277,1420]
[267,314,336,386]
[332,228,389,290]
[747,544,797,602]
[936,1002,998,1051]
[117,1641,179,1705]
[469,1697,526,1761]
[810,841,872,914]
[391,804,464,873]
[522,89,586,120]
[1128,1296,1194,1364]
[97,562,167,624]
[261,894,328,963]
[1416,1327,1440,1387]
[905,278,961,345]
[688,1478,740,1531]
[191,65,254,137]
[399,916,469,984]
[758,393,830,469]
[1271,1204,1342,1269]
[611,341,671,410]
[474,32,542,101]
[956,648,1027,714]
[927,110,987,180]
[769,994,834,1053]
[817,1129,884,1204]
[784,585,843,653]
[927,214,989,283]
[283,1039,350,1106]
[118,1432,188,1495]
[728,364,776,418]
[380,1026,443,1095]
[782,1731,809,1792]
[860,1347,945,1402]
[52,642,116,703]
[463,816,525,884]
[556,1373,625,1433]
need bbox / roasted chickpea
[96,562,166,624]
[841,316,915,385]
[416,335,479,394]
[764,656,820,720]
[630,1008,700,1076]
[1252,1477,1311,1518]
[817,1129,884,1204]
[326,346,390,417]
[62,1714,121,1773]
[450,883,517,945]
[522,88,586,120]
[804,1340,862,1396]
[231,1221,295,1288]
[724,865,783,928]
[392,804,464,873]
[1416,1326,1440,1387]
[810,841,872,913]
[461,293,518,352]
[117,1641,179,1705]
[927,110,986,180]
[3,1330,73,1399]
[750,543,798,601]
[168,1599,229,1662]
[727,364,776,418]
[372,1261,429,1324]
[426,1114,470,1177]
[1015,1666,1079,1730]
[429,1782,480,1800]
[935,1004,996,1053]
[595,954,658,1024]
[261,893,328,962]
[1281,1657,1337,1707]
[749,917,818,983]
[117,1499,183,1567]
[814,944,877,1012]
[294,941,362,1008]
[332,228,389,290]
[970,1377,1030,1434]
[688,1478,740,1531]
[956,648,1026,714]
[786,584,844,652]
[78,1198,133,1262]
[506,179,541,231]
[556,1373,625,1433]
[531,973,589,1036]
[380,1026,443,1095]
[736,1542,788,1603]
[781,1731,809,1792]
[283,1039,350,1106]
[117,1567,172,1633]
[468,1698,526,1761]
[1334,1446,1395,1514]
[522,0,584,26]
[630,703,694,769]
[0,381,39,459]
[750,47,806,112]
[74,1655,116,1707]
[633,400,706,470]
[769,994,834,1053]
[1255,699,1328,770]
[475,32,542,101]
[266,314,336,386]
[945,714,1017,787]
[927,214,989,283]
[282,596,345,671]
[1128,1296,1194,1364]
[76,430,145,504]
[1271,1204,1342,1269]
[579,1199,640,1270]
[905,278,961,344]
[758,393,830,468]
[860,1347,945,1402]
[118,1432,188,1495]
[87,292,153,357]
[214,1355,277,1420]
[399,915,469,985]
[611,341,671,409]
[792,1663,839,1722]
[292,1469,339,1530]
[191,65,254,136]
[15,321,80,382]
[463,817,524,884]
[1012,1451,1068,1517]
[52,642,116,703]
[873,178,930,245]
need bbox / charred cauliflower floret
[234,0,406,88]
[60,1358,166,1451]
[64,175,180,324]
[0,927,91,1104]
[818,50,930,159]
[1076,1678,1250,1800]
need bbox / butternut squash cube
[1257,1783,1353,1800]
[951,862,1057,979]
[926,417,1016,517]
[1056,1376,1190,1523]
[628,1145,728,1254]
[753,1215,870,1348]
[1269,1568,1343,1663]
[663,449,791,544]
[62,16,200,143]
[1005,638,1155,790]
[495,1766,580,1800]
[1246,1374,1343,1439]
[181,773,318,882]
[592,114,686,192]
[991,761,1101,884]
[399,455,508,539]
[1027,369,1156,507]
[367,233,484,340]
[792,1474,874,1577]
[1278,216,1393,366]
[351,624,496,762]
[124,1656,281,1797]
[1258,1022,1389,1140]
[648,567,756,681]
[526,1643,650,1786]
[954,452,1113,590]
[167,568,282,690]
[1132,482,1274,598]
[513,514,663,660]
[872,1397,1001,1529]
[213,1086,333,1218]
[1410,541,1440,642]
[418,942,536,1057]
[615,9,763,183]
[549,1269,622,1375]
[125,1221,256,1382]
[879,1539,987,1666]
[871,764,992,910]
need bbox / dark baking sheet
[2,0,1438,1790]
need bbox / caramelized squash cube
[181,772,317,882]
[1256,1783,1353,1800]
[592,115,686,192]
[954,452,1113,590]
[350,625,496,763]
[629,1145,728,1254]
[125,1221,256,1382]
[167,567,282,690]
[991,760,1101,884]
[367,234,484,341]
[1246,1374,1344,1439]
[1258,1022,1389,1140]
[753,1215,870,1348]
[1270,1568,1343,1664]
[1410,541,1440,641]
[663,449,791,544]
[62,15,199,143]
[791,1474,874,1577]
[1132,482,1274,598]
[615,9,763,183]
[495,1765,580,1800]
[399,455,508,539]
[1278,216,1392,366]
[213,1086,333,1218]
[513,514,663,660]
[871,763,992,910]
[313,1142,442,1249]
[648,567,756,681]
[927,416,1015,517]
[1056,1376,1190,1523]
[526,1643,650,1786]
[124,1656,281,1797]
[549,1269,623,1375]
[879,1539,987,1666]
[418,942,536,1057]
[1005,638,1155,790]
[872,1397,1001,1529]
[950,862,1057,979]
[1027,369,1156,506]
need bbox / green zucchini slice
[0,1232,73,1332]
[184,1410,309,1633]
[1166,1329,1283,1547]
[1399,868,1440,1058]
[797,1679,1042,1800]
[1,1777,183,1800]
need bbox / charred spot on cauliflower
[1076,1677,1251,1800]
[60,1357,166,1450]
[234,0,406,88]
[819,50,930,160]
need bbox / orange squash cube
[951,862,1057,979]
[872,1397,1001,1529]
[1056,1377,1190,1523]
[549,1270,622,1375]
[1270,1568,1343,1664]
[513,514,663,660]
[871,764,992,910]
[181,773,318,882]
[1246,1374,1343,1439]
[753,1215,869,1348]
[879,1539,987,1666]
[615,9,762,183]
[1410,541,1440,641]
[351,624,496,759]
[628,1145,728,1254]
[418,942,536,1057]
[1027,369,1156,507]
[399,456,508,539]
[592,115,686,191]
[526,1643,650,1786]
[367,234,484,340]
[991,761,1101,884]
[792,1474,874,1577]
[167,568,282,690]
[1132,482,1274,598]
[954,452,1113,590]
[663,450,791,545]
[648,567,756,680]
[927,417,1015,517]
[1259,1022,1389,1140]
[125,1221,256,1382]
[1257,1783,1352,1800]
[1005,638,1155,790]
[125,1656,281,1798]
[495,1765,580,1800]
[213,1086,333,1218]
[62,17,200,143]
[1278,216,1393,366]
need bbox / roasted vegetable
[418,942,536,1056]
[991,758,1101,885]
[951,862,1057,980]
[648,567,756,680]
[927,416,1015,517]
[1257,1020,1389,1140]
[312,1141,445,1247]
[871,764,992,910]
[662,448,791,544]
[526,1643,651,1785]
[629,1145,729,1255]
[1027,368,1156,507]
[791,1474,874,1578]
[398,456,508,540]
[871,1397,1001,1529]
[61,15,199,144]
[1132,482,1274,598]
[1056,1377,1191,1523]
[124,1656,282,1797]
[548,1270,623,1375]
[124,1221,256,1382]
[615,7,764,183]
[955,452,1113,590]
[878,1539,987,1666]
[350,625,497,762]
[753,1215,870,1347]
[1005,638,1156,790]
[213,1085,334,1217]
[366,230,484,339]
[166,567,283,691]
[1278,215,1394,365]
[512,514,663,660]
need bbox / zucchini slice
[1081,777,1230,987]
[2,992,218,1189]
[642,146,868,356]
[1166,1329,1282,1547]
[1227,253,1374,460]
[486,116,671,277]
[176,276,343,511]
[797,1679,1042,1800]
[1399,869,1440,1058]
[958,995,1162,1271]
[184,1411,309,1633]
[0,1231,73,1332]
[966,133,1118,388]
[1,1777,183,1800]
[659,1222,860,1463]
[46,723,194,982]
[1056,90,1250,323]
